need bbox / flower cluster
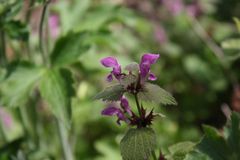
[100,53,160,127]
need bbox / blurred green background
[0,0,240,159]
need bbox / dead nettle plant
[94,53,177,160]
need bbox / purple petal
[140,62,151,79]
[141,53,160,65]
[148,72,157,81]
[48,14,60,38]
[140,53,160,79]
[101,106,120,116]
[106,74,113,82]
[0,108,13,128]
[120,97,132,116]
[162,0,184,16]
[100,57,119,68]
[112,65,121,76]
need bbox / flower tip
[100,57,119,67]
[142,53,160,64]
[148,73,157,81]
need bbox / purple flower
[120,97,132,116]
[101,57,122,82]
[48,14,60,38]
[140,53,160,81]
[0,108,13,129]
[161,0,184,16]
[101,104,126,125]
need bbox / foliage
[120,128,156,160]
[0,0,240,159]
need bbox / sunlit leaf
[184,151,210,160]
[233,17,240,32]
[221,39,240,50]
[138,83,177,105]
[0,66,44,107]
[168,142,196,160]
[94,84,125,102]
[120,128,156,160]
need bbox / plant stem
[57,119,74,160]
[39,0,51,65]
[134,93,142,117]
[0,29,7,67]
[151,151,157,160]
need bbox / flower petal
[101,105,120,116]
[148,72,157,81]
[141,53,160,65]
[100,57,119,68]
[140,53,160,79]
[120,97,132,116]
[106,74,113,82]
[112,65,121,76]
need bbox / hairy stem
[57,119,74,160]
[39,0,51,65]
[134,93,142,117]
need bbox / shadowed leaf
[197,125,231,160]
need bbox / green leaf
[197,125,231,160]
[120,128,156,160]
[50,32,90,67]
[0,66,44,107]
[39,69,73,128]
[4,20,29,41]
[138,83,177,105]
[168,142,196,160]
[227,112,240,156]
[184,151,210,160]
[221,39,240,50]
[94,84,125,102]
[233,17,240,32]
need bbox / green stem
[134,93,142,117]
[151,151,157,160]
[39,0,51,65]
[57,119,74,160]
[0,29,7,67]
